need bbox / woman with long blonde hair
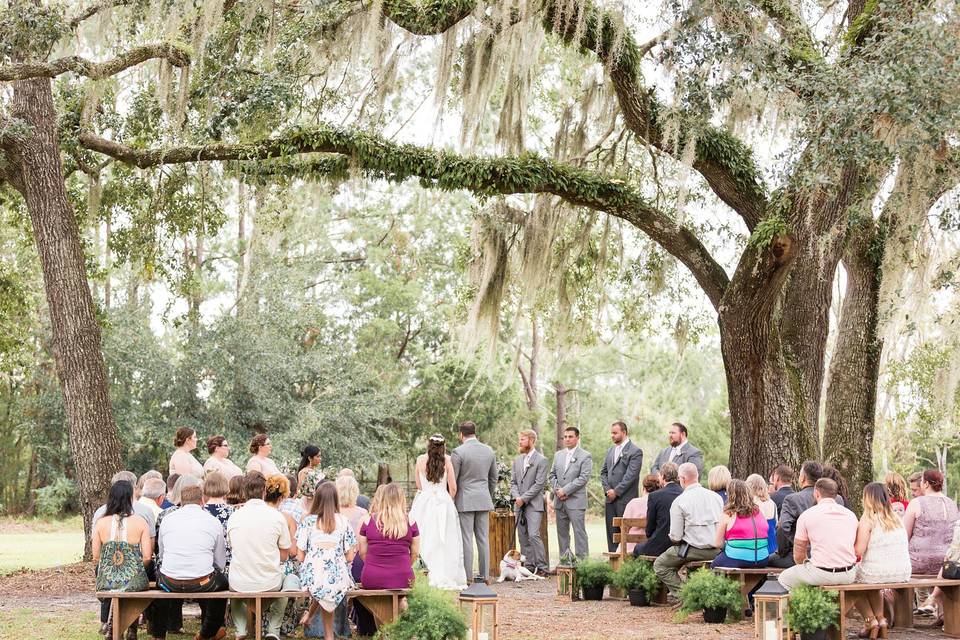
[358,483,420,590]
[746,473,778,555]
[850,483,912,638]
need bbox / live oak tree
[1,0,958,546]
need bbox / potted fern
[575,558,614,601]
[677,569,743,623]
[377,579,467,640]
[611,559,659,606]
[786,585,839,640]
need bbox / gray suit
[548,446,593,559]
[600,440,643,552]
[451,437,497,581]
[650,442,704,475]
[510,450,548,571]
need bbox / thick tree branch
[69,0,134,28]
[0,43,190,81]
[749,0,822,65]
[78,124,730,307]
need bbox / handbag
[944,560,960,580]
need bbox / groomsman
[549,425,593,560]
[510,429,549,574]
[650,422,704,475]
[600,421,643,552]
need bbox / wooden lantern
[753,577,790,640]
[459,579,499,640]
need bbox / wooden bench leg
[113,597,152,640]
[942,585,960,637]
[255,597,262,640]
[826,591,846,640]
[893,587,914,629]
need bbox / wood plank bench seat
[96,587,411,640]
[819,578,960,640]
[712,567,784,604]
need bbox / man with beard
[650,422,704,476]
[510,429,549,574]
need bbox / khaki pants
[653,545,719,597]
[777,561,856,590]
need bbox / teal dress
[95,515,149,592]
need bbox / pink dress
[909,495,960,574]
[621,496,648,552]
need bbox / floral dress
[297,513,357,611]
[203,502,235,572]
[95,515,149,592]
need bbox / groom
[451,420,497,583]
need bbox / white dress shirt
[614,438,631,465]
[564,446,579,472]
[668,441,686,462]
[158,503,227,579]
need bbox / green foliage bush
[678,569,743,618]
[786,585,839,634]
[575,558,614,590]
[34,477,78,517]
[377,579,467,640]
[611,558,659,597]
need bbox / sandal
[856,618,878,639]
[877,617,888,639]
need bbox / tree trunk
[10,77,123,559]
[554,382,568,453]
[517,314,541,435]
[822,228,881,514]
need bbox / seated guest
[282,473,300,513]
[155,474,202,634]
[227,472,292,640]
[746,474,778,555]
[298,482,358,640]
[653,462,723,599]
[359,483,420,589]
[297,445,323,487]
[711,480,768,569]
[246,434,281,476]
[93,480,152,639]
[338,468,371,510]
[633,463,681,558]
[94,471,157,539]
[822,464,854,512]
[884,472,909,517]
[169,427,204,478]
[908,471,923,499]
[904,469,960,574]
[138,478,167,520]
[282,468,323,526]
[777,478,857,589]
[225,474,246,506]
[148,485,227,640]
[620,474,660,553]
[135,470,162,499]
[265,474,302,637]
[769,465,794,517]
[848,483,911,638]
[328,474,369,639]
[769,460,823,568]
[163,473,179,509]
[707,465,732,503]
[201,472,234,570]
[203,435,243,480]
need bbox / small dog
[497,550,545,582]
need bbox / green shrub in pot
[677,569,744,621]
[786,585,839,639]
[611,559,659,602]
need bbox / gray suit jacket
[548,447,593,510]
[510,450,548,512]
[451,437,497,512]
[600,440,643,503]
[650,443,704,475]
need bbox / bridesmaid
[169,427,203,478]
[246,433,281,476]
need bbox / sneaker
[264,634,281,640]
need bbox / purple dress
[909,495,960,574]
[359,516,419,589]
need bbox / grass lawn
[0,516,84,575]
[546,517,609,562]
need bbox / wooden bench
[821,578,960,640]
[712,567,783,605]
[96,587,411,640]
[603,518,647,598]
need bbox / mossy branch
[381,0,477,35]
[750,0,822,66]
[0,43,190,81]
[77,123,730,307]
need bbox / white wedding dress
[408,471,467,590]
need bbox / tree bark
[553,382,568,453]
[10,77,123,558]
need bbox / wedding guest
[135,470,162,499]
[246,434,281,476]
[201,472,234,569]
[769,465,794,516]
[93,481,152,640]
[138,478,167,519]
[822,464,854,512]
[633,463,682,558]
[282,473,299,513]
[265,474,303,637]
[163,474,179,509]
[227,472,292,640]
[149,485,227,640]
[226,475,245,506]
[908,472,923,499]
[359,483,420,589]
[203,435,243,480]
[298,482,358,640]
[848,483,911,638]
[600,420,644,552]
[711,479,769,570]
[769,460,823,568]
[337,468,371,510]
[884,472,910,517]
[297,445,322,487]
[328,474,369,640]
[654,462,723,598]
[282,469,323,527]
[549,425,593,560]
[94,471,157,540]
[621,474,661,553]
[154,475,202,634]
[650,422,704,475]
[777,478,857,589]
[708,465,732,503]
[169,427,204,478]
[747,474,777,555]
[903,469,960,574]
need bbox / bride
[408,434,467,590]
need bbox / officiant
[511,429,549,575]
